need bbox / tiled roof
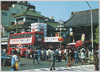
[6,24,28,31]
[64,9,99,28]
[11,9,48,19]
[6,21,59,31]
[46,21,59,30]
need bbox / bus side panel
[32,32,35,44]
[7,34,12,55]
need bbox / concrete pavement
[1,57,95,71]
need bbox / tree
[94,26,99,44]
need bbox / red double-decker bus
[7,31,44,57]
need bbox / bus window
[11,44,14,48]
[40,34,43,38]
[11,35,14,39]
[16,35,19,38]
[21,34,24,38]
[30,33,33,37]
[35,33,39,37]
[20,35,23,38]
[14,45,16,48]
[35,33,43,38]
[14,35,16,38]
[23,34,26,38]
[26,34,29,37]
[25,44,27,48]
[23,44,27,48]
[29,34,31,37]
[19,35,21,38]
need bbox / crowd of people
[5,45,99,71]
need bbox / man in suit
[50,48,56,71]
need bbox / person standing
[81,50,85,65]
[17,52,20,70]
[26,48,28,59]
[11,50,20,71]
[33,49,38,64]
[44,49,46,61]
[28,48,31,59]
[48,48,51,60]
[69,50,75,66]
[46,49,50,61]
[74,49,79,64]
[55,49,58,62]
[88,50,92,63]
[85,50,89,63]
[65,49,69,64]
[12,48,15,55]
[58,48,62,62]
[3,48,6,53]
[50,48,56,71]
[37,48,41,64]
[16,48,20,57]
[41,49,44,61]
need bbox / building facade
[1,1,35,48]
[1,1,32,36]
[64,9,99,47]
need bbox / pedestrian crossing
[22,64,95,71]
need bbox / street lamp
[86,1,93,54]
[56,19,65,48]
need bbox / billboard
[44,37,59,42]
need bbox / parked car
[1,50,12,66]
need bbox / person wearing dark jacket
[33,49,38,64]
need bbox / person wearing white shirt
[81,50,85,65]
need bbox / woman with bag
[11,50,20,71]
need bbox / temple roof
[11,8,48,19]
[45,21,59,30]
[64,9,99,28]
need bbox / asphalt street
[1,57,95,71]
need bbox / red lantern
[75,40,83,47]
[58,37,63,42]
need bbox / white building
[31,23,47,37]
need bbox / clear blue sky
[28,1,99,22]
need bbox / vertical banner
[81,33,85,41]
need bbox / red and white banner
[10,38,32,44]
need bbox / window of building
[2,12,7,16]
[12,13,16,16]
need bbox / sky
[28,1,99,22]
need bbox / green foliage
[93,52,99,66]
[94,26,99,44]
